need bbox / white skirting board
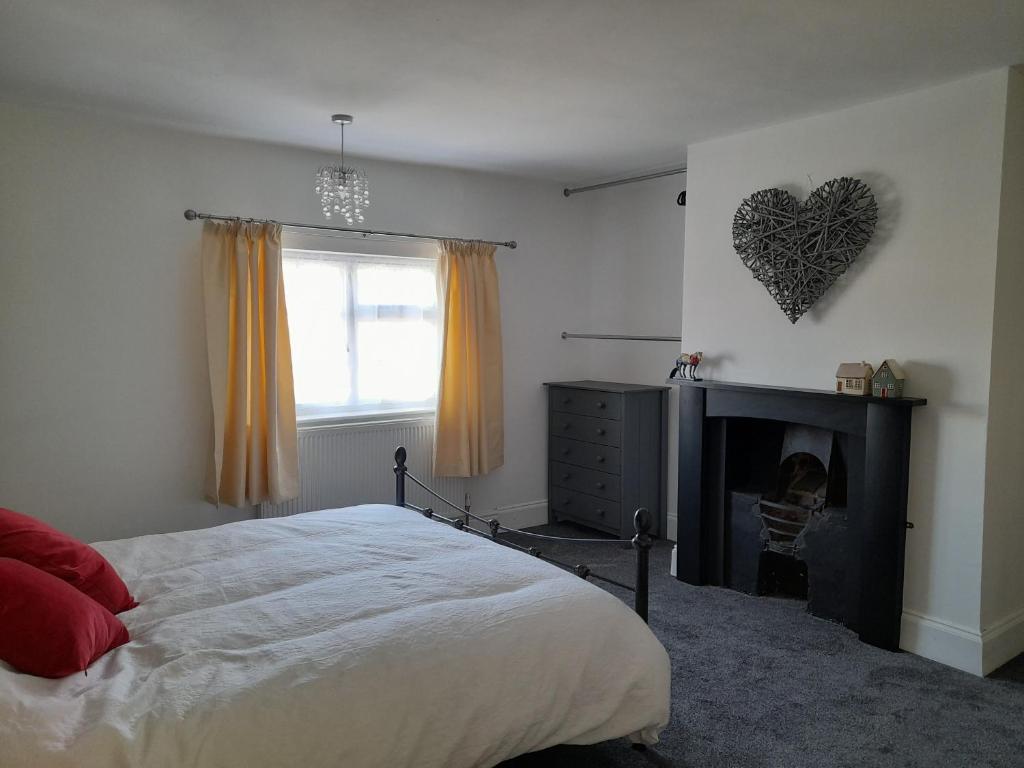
[981,606,1024,675]
[901,606,1024,676]
[488,500,549,530]
[900,610,985,676]
[466,500,549,533]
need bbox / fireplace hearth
[671,379,925,650]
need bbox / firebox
[725,424,853,623]
[672,378,926,651]
[761,425,834,556]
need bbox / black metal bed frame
[393,446,653,622]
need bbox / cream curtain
[201,221,299,507]
[433,239,504,477]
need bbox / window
[282,249,439,421]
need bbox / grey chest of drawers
[544,380,669,539]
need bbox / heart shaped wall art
[731,177,878,323]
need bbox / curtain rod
[183,209,517,249]
[561,332,682,342]
[562,166,686,197]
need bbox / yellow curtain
[201,220,299,507]
[433,239,504,477]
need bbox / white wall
[557,174,686,538]
[680,70,1012,673]
[0,102,594,542]
[981,66,1024,673]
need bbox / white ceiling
[1,1,1022,182]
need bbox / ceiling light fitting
[314,113,369,224]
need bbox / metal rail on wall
[560,331,682,342]
[562,166,686,197]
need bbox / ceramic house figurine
[871,359,905,399]
[835,362,874,396]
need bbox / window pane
[357,319,438,405]
[357,262,435,308]
[282,250,438,420]
[354,262,437,406]
[282,258,351,407]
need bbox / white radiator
[259,417,466,519]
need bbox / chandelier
[314,114,369,224]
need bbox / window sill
[297,408,435,431]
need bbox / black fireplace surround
[671,379,926,650]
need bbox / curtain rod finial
[184,209,198,221]
[562,188,572,197]
[508,241,518,249]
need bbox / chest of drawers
[544,380,668,539]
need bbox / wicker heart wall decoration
[731,177,878,323]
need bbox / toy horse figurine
[669,351,703,381]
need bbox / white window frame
[282,234,440,427]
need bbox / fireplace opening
[725,422,850,613]
[760,451,829,556]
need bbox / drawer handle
[595,482,605,490]
[563,497,573,505]
[561,448,570,456]
[562,397,572,405]
[596,455,605,463]
[562,473,572,481]
[597,508,606,518]
[563,423,571,431]
[596,428,606,436]
[596,401,606,409]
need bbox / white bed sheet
[0,505,670,768]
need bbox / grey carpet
[495,523,1024,768]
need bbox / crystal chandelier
[314,114,369,224]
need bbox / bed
[0,459,670,767]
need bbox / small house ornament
[871,359,905,399]
[835,362,874,396]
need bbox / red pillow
[0,558,129,678]
[0,508,137,614]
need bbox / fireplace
[671,379,926,650]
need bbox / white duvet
[0,505,670,768]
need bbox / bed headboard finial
[632,507,652,539]
[394,446,408,507]
[632,508,653,623]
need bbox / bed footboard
[393,446,654,622]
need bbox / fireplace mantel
[669,377,926,650]
[668,378,926,409]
